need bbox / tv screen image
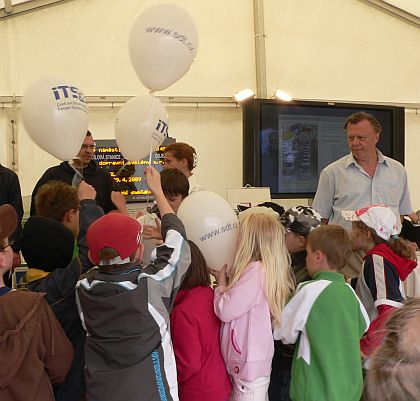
[93,137,175,202]
[243,99,405,198]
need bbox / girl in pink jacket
[212,212,294,401]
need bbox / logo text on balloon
[155,119,168,138]
[144,26,195,52]
[51,86,88,114]
[52,86,87,103]
[198,221,239,242]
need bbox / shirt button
[234,366,239,373]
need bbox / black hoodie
[0,164,23,252]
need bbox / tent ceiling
[0,0,73,19]
[384,0,420,17]
[361,0,420,27]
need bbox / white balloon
[115,94,168,161]
[21,76,89,161]
[177,191,239,271]
[129,3,198,91]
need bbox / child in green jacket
[274,225,369,401]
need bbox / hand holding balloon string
[78,181,96,201]
[143,218,162,241]
[209,264,228,288]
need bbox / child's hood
[366,243,417,281]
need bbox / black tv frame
[243,98,405,199]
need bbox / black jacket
[26,199,103,401]
[30,160,116,215]
[76,213,191,401]
[0,164,23,253]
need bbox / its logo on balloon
[51,86,87,103]
[155,119,168,138]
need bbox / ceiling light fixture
[274,90,292,102]
[233,89,255,102]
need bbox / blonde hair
[365,297,420,401]
[227,213,294,323]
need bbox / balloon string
[147,95,156,167]
[145,95,157,227]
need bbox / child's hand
[143,218,162,241]
[110,191,129,215]
[135,211,145,219]
[111,191,126,208]
[145,166,162,194]
[209,264,228,287]
[78,180,96,201]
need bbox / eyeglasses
[0,238,15,251]
[81,144,96,152]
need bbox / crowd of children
[0,165,419,401]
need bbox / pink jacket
[214,261,274,381]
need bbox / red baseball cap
[87,213,142,265]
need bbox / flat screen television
[243,99,405,199]
[93,137,175,203]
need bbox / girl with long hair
[342,205,417,359]
[170,241,231,401]
[211,212,294,401]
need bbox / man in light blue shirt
[313,112,416,275]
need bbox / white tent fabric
[1,0,420,209]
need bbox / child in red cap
[76,167,191,401]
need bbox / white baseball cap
[341,205,399,241]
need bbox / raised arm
[145,166,173,217]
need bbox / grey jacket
[76,213,191,401]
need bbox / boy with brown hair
[23,179,103,401]
[274,225,370,401]
[142,167,190,244]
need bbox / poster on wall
[93,137,175,202]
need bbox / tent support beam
[253,0,267,98]
[359,0,420,29]
[0,0,76,19]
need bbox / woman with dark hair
[170,241,231,401]
[164,143,204,193]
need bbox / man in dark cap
[270,206,322,401]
